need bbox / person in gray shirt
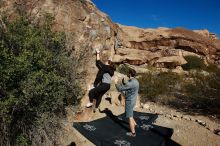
[116,69,139,137]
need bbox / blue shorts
[125,98,136,118]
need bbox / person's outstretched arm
[95,49,104,70]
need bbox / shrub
[182,72,220,110]
[206,63,220,75]
[0,15,82,145]
[138,71,181,102]
[16,134,29,146]
[182,55,206,70]
[139,69,220,117]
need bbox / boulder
[196,119,206,127]
[117,25,220,67]
[214,129,220,136]
[143,103,150,109]
[156,56,187,65]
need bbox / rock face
[115,25,220,68]
[0,0,120,90]
[194,29,219,40]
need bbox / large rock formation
[115,25,220,68]
[1,0,120,89]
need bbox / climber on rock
[86,47,116,113]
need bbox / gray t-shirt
[116,78,139,101]
[102,73,111,84]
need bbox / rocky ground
[58,96,220,146]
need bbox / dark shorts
[125,98,136,118]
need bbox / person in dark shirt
[86,48,115,112]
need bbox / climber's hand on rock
[96,48,100,54]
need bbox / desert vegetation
[137,55,220,118]
[0,14,82,145]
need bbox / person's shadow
[99,108,130,132]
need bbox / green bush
[16,134,29,146]
[182,72,220,110]
[138,69,220,117]
[182,55,206,70]
[206,63,220,75]
[138,71,181,102]
[0,15,81,145]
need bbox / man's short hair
[129,69,136,77]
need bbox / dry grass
[138,68,220,118]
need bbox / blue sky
[92,0,220,36]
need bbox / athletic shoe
[86,102,93,108]
[126,132,136,137]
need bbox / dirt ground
[59,97,220,146]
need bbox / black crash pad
[73,108,180,146]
